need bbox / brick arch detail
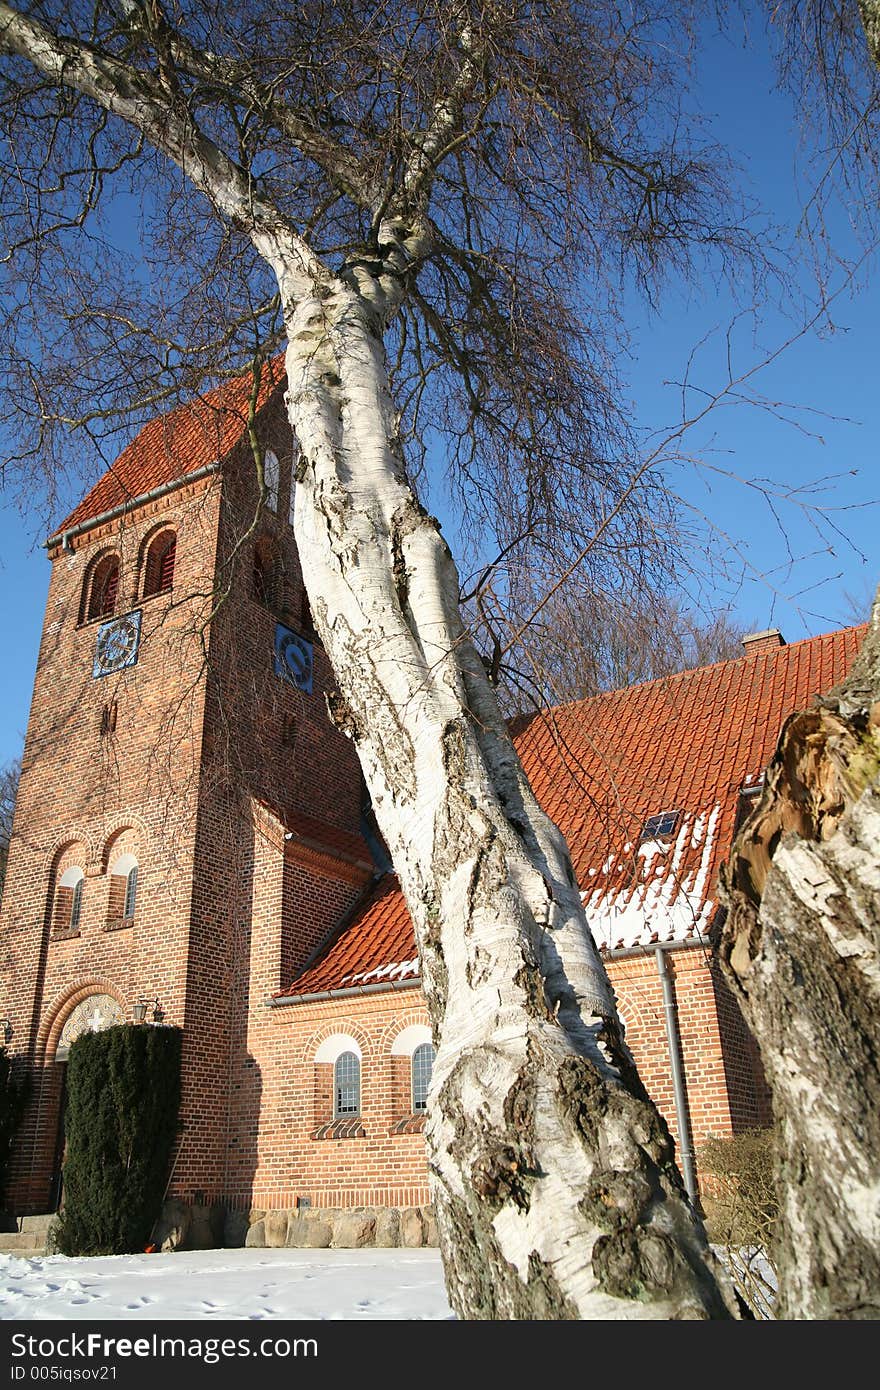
[377,1006,431,1055]
[79,546,121,624]
[137,523,177,598]
[136,520,176,568]
[37,978,127,1065]
[613,985,645,1036]
[100,815,149,870]
[41,831,96,877]
[299,1019,374,1066]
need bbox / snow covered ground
[0,1248,453,1321]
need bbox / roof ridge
[274,621,865,990]
[51,356,287,540]
[517,621,870,725]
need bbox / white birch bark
[0,3,740,1318]
[274,266,737,1318]
[719,591,880,1319]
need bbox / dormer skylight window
[734,779,764,835]
[640,810,680,841]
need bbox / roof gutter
[267,975,421,1008]
[270,939,706,1004]
[603,937,704,962]
[46,460,221,552]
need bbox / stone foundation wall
[155,1199,438,1252]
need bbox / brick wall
[606,943,771,1162]
[226,990,433,1211]
[0,471,221,1211]
[0,382,770,1220]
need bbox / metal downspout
[654,945,698,1202]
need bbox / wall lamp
[133,998,165,1025]
[0,1019,11,1044]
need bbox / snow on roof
[278,622,866,997]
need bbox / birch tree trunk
[275,263,737,1318]
[0,2,741,1319]
[718,591,880,1319]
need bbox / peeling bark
[0,2,742,1319]
[718,594,880,1319]
[277,275,737,1319]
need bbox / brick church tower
[0,363,374,1219]
[0,359,865,1245]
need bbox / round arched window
[142,530,176,597]
[412,1043,435,1112]
[334,1051,361,1118]
[82,552,120,622]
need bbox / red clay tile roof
[283,876,418,997]
[51,359,286,538]
[280,623,866,996]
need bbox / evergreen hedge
[56,1024,182,1256]
[0,1046,28,1210]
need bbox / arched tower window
[142,529,176,597]
[253,549,270,605]
[334,1051,361,1118]
[253,538,286,612]
[54,866,85,935]
[81,552,120,623]
[108,851,138,926]
[411,1042,435,1112]
[263,450,280,512]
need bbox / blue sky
[1,16,878,770]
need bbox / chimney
[741,628,786,656]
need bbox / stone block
[422,1207,439,1248]
[375,1207,401,1248]
[154,1199,192,1252]
[332,1208,376,1248]
[265,1210,289,1248]
[244,1219,266,1248]
[400,1206,424,1248]
[223,1209,250,1248]
[286,1216,332,1248]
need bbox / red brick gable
[51,358,287,537]
[282,622,866,994]
[283,875,417,997]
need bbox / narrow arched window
[334,1051,360,1118]
[84,553,120,622]
[253,539,284,611]
[123,864,138,919]
[70,876,84,931]
[108,852,138,926]
[143,529,176,597]
[54,866,85,935]
[412,1043,435,1112]
[253,550,269,605]
[264,450,280,512]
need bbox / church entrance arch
[48,992,124,1210]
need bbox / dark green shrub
[0,1047,28,1209]
[56,1025,182,1256]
